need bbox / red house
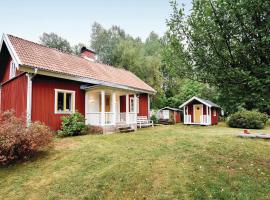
[0,34,156,132]
[179,96,220,125]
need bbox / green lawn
[0,124,270,200]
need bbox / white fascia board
[2,34,22,68]
[19,65,155,94]
[179,96,212,108]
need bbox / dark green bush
[150,114,158,124]
[227,110,269,129]
[57,112,86,137]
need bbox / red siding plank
[31,75,85,130]
[1,74,27,119]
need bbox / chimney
[80,47,96,61]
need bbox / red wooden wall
[120,93,149,117]
[174,111,181,123]
[1,74,27,119]
[211,107,219,125]
[31,75,85,130]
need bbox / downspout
[26,68,38,126]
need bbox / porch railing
[86,112,137,126]
[200,115,211,124]
[184,115,191,123]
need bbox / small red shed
[179,96,220,125]
[157,107,182,124]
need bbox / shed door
[194,104,203,123]
[163,110,170,119]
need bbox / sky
[0,0,192,45]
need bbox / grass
[0,123,270,200]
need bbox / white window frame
[54,89,75,114]
[130,97,135,113]
[9,61,16,79]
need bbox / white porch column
[26,73,33,126]
[147,94,150,119]
[112,92,116,125]
[209,107,212,125]
[101,90,105,126]
[183,106,186,123]
[126,94,129,124]
[206,105,209,124]
[134,94,137,123]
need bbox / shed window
[213,109,216,116]
[9,61,16,79]
[55,89,75,114]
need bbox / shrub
[0,111,53,165]
[227,110,269,129]
[57,112,86,137]
[84,125,103,135]
[150,114,158,124]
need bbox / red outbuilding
[179,96,220,125]
[0,34,155,132]
[157,107,182,124]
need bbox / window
[9,61,16,79]
[163,110,170,119]
[213,109,216,116]
[55,89,75,114]
[130,97,135,112]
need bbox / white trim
[209,107,212,125]
[1,34,22,68]
[26,73,33,126]
[179,96,213,108]
[19,65,156,95]
[126,94,129,124]
[54,89,76,114]
[112,92,116,125]
[9,61,16,79]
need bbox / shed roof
[179,96,220,108]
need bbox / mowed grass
[0,124,270,200]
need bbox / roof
[1,34,155,94]
[179,96,220,108]
[158,107,182,112]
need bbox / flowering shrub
[0,111,53,165]
[57,112,86,137]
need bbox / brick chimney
[80,47,96,61]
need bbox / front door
[194,104,203,123]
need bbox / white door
[163,110,170,119]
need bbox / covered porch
[85,87,138,126]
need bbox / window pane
[66,93,72,111]
[57,92,64,111]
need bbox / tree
[40,33,73,54]
[166,0,270,114]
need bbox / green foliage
[40,32,86,55]
[227,110,269,129]
[0,111,53,165]
[150,114,158,124]
[166,0,270,114]
[57,112,86,137]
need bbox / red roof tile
[7,35,155,93]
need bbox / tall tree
[166,0,270,114]
[40,33,73,53]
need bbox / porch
[85,88,138,126]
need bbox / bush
[227,110,269,129]
[0,111,53,165]
[150,114,158,124]
[57,112,86,137]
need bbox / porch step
[119,126,135,133]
